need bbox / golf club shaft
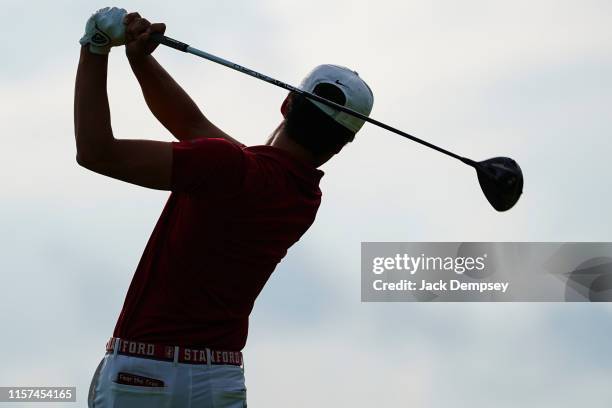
[151,33,477,168]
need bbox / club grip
[150,33,189,52]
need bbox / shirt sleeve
[171,138,247,195]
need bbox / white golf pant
[88,352,247,407]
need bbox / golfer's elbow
[76,151,93,168]
[75,139,115,169]
[76,151,112,177]
[76,152,101,174]
[76,143,95,167]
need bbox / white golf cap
[299,64,374,134]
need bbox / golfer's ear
[77,139,173,190]
[281,94,292,117]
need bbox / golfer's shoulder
[243,145,324,190]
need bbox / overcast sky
[1,0,612,406]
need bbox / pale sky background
[1,0,612,406]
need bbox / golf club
[150,33,523,212]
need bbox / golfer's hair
[284,84,355,156]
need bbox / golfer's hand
[124,12,166,60]
[79,7,127,55]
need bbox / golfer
[77,7,373,408]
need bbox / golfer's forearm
[74,46,115,162]
[129,54,207,140]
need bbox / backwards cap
[299,64,374,134]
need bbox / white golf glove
[79,7,127,55]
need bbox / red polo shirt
[113,138,323,350]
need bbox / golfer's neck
[267,123,319,167]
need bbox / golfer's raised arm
[74,43,173,190]
[74,8,173,191]
[124,13,240,145]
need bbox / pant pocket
[110,382,171,408]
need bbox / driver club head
[475,157,523,212]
